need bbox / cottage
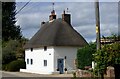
[20,9,88,74]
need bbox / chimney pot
[49,10,56,21]
[41,21,45,26]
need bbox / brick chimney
[62,10,71,25]
[49,10,56,21]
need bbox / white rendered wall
[54,46,78,72]
[25,46,54,74]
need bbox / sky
[15,1,118,43]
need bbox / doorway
[57,59,64,74]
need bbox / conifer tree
[2,2,21,41]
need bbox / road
[1,71,73,79]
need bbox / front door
[57,59,64,74]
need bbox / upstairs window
[31,48,33,52]
[44,60,47,66]
[44,46,47,51]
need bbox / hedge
[7,59,26,71]
[77,43,96,69]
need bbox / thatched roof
[24,18,88,49]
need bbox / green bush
[93,43,120,76]
[77,43,96,69]
[2,40,19,64]
[2,50,16,64]
[2,64,8,71]
[7,59,26,71]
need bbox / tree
[93,43,120,77]
[2,2,21,41]
[16,37,28,59]
[2,2,28,71]
[2,38,28,65]
[2,40,18,64]
[77,43,96,69]
[2,38,28,70]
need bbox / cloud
[99,2,118,24]
[16,2,118,42]
[74,24,96,42]
[21,28,39,39]
[16,12,48,30]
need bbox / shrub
[2,50,16,64]
[7,59,26,71]
[2,40,19,64]
[2,64,8,71]
[77,43,96,69]
[93,43,120,77]
[72,72,76,79]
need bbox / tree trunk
[101,73,104,79]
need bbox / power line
[19,3,40,13]
[15,0,31,15]
[16,2,41,18]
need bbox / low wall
[106,66,115,77]
[76,67,115,78]
[76,69,93,77]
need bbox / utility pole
[95,0,103,79]
[95,0,101,50]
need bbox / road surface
[1,71,73,79]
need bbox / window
[44,46,47,51]
[31,48,33,52]
[44,60,47,66]
[27,59,29,64]
[27,59,33,65]
[31,59,33,65]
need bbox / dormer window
[44,46,47,51]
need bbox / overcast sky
[15,1,118,42]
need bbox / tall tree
[2,2,21,41]
[93,43,120,78]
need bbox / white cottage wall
[54,46,78,72]
[25,46,54,74]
